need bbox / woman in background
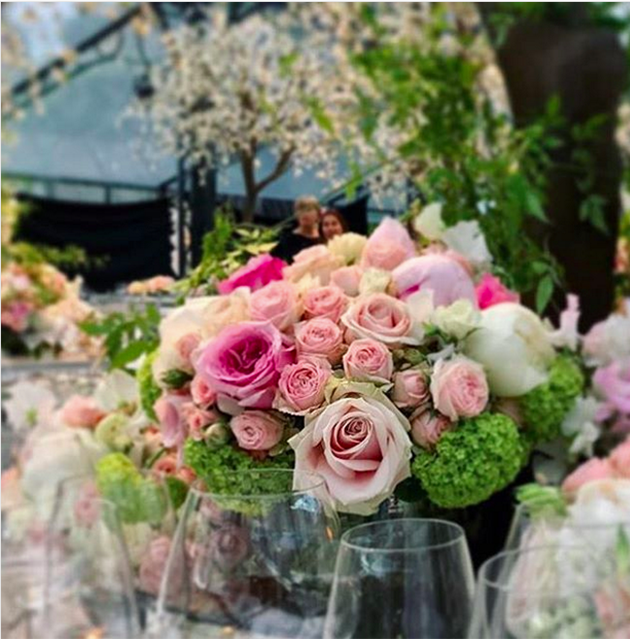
[272,196,321,263]
[320,208,348,242]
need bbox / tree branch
[254,147,294,194]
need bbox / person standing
[272,196,322,263]
[320,208,348,242]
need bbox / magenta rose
[343,338,393,383]
[392,370,430,409]
[330,266,363,297]
[154,393,189,448]
[295,318,345,364]
[249,280,302,331]
[303,285,348,323]
[561,458,614,494]
[475,273,520,310]
[430,356,489,420]
[342,293,419,348]
[60,396,106,429]
[190,375,217,408]
[194,322,294,414]
[410,409,451,449]
[230,410,284,451]
[360,217,416,271]
[275,357,331,414]
[217,254,287,295]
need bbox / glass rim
[189,469,327,500]
[340,517,467,553]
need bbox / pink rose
[303,286,348,323]
[410,409,451,449]
[283,245,343,285]
[230,411,284,451]
[290,391,411,515]
[392,254,477,307]
[249,280,302,331]
[360,217,415,271]
[593,361,630,421]
[295,318,345,364]
[330,266,363,297]
[562,458,614,494]
[194,322,294,414]
[154,393,189,448]
[60,396,106,429]
[190,375,217,408]
[275,357,331,414]
[152,454,178,477]
[343,338,393,383]
[430,356,489,420]
[182,402,217,441]
[341,293,419,348]
[392,370,430,409]
[139,536,173,595]
[1,301,33,333]
[609,438,630,479]
[174,333,202,372]
[217,254,287,295]
[475,273,520,310]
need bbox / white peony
[464,302,556,397]
[413,202,445,240]
[327,232,368,265]
[582,313,630,367]
[359,268,391,296]
[432,299,480,340]
[3,380,57,432]
[561,396,602,457]
[441,220,492,265]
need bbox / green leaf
[161,368,193,390]
[111,340,151,369]
[536,275,554,314]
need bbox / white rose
[432,299,480,340]
[327,232,368,265]
[464,302,555,397]
[413,202,445,240]
[359,268,391,296]
[582,313,630,366]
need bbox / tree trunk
[242,190,258,224]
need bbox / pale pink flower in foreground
[302,285,348,323]
[561,458,614,494]
[249,280,302,331]
[275,357,331,415]
[330,265,363,297]
[360,217,415,271]
[343,338,393,383]
[190,375,217,408]
[60,396,106,429]
[230,410,284,452]
[392,370,430,409]
[593,361,630,422]
[410,409,451,449]
[154,393,189,448]
[294,318,345,364]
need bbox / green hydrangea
[520,355,584,444]
[137,350,162,421]
[95,453,167,524]
[412,413,525,509]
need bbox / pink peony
[275,357,331,414]
[154,393,189,448]
[249,280,302,331]
[609,438,630,479]
[182,403,217,441]
[289,391,411,515]
[294,318,345,364]
[341,293,419,348]
[139,536,173,595]
[190,375,217,408]
[593,361,630,422]
[1,301,34,333]
[330,265,363,297]
[430,356,489,420]
[360,217,416,271]
[217,254,286,295]
[475,273,520,310]
[230,411,284,451]
[392,254,477,307]
[410,409,451,449]
[303,285,348,323]
[194,322,294,414]
[561,458,614,494]
[392,370,430,409]
[283,245,343,285]
[343,338,393,383]
[60,396,106,429]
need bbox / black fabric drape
[14,194,174,292]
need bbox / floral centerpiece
[139,207,585,526]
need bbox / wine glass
[324,518,475,639]
[468,544,629,639]
[152,469,340,639]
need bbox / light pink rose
[430,356,489,420]
[190,375,217,408]
[330,266,363,297]
[343,338,393,383]
[217,254,287,295]
[283,245,343,285]
[593,361,630,422]
[230,411,284,451]
[60,396,106,429]
[475,273,520,310]
[275,357,331,414]
[609,438,630,479]
[303,286,348,323]
[392,254,477,307]
[182,402,217,441]
[561,458,614,494]
[175,333,202,372]
[392,370,430,409]
[249,280,302,331]
[139,536,173,595]
[154,393,189,448]
[360,217,415,271]
[290,392,412,515]
[152,454,178,477]
[341,293,418,348]
[1,301,33,333]
[295,318,345,364]
[194,322,294,414]
[410,409,451,449]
